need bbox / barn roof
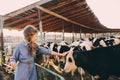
[3,0,120,33]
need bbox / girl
[9,25,67,80]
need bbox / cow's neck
[76,51,97,75]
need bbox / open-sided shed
[1,0,120,51]
[3,0,120,33]
[0,1,120,74]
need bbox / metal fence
[1,50,65,80]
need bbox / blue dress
[10,40,51,80]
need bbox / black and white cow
[64,44,120,80]
[92,37,120,48]
[42,40,93,75]
[92,37,107,47]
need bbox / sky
[86,0,120,29]
[0,0,40,36]
[0,0,40,15]
[0,0,120,36]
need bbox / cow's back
[74,44,120,77]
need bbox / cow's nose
[62,69,66,73]
[62,70,66,74]
[63,68,66,72]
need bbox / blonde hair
[23,25,38,42]
[23,25,39,56]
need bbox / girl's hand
[60,52,68,57]
[9,62,17,68]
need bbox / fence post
[0,15,4,65]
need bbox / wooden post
[38,9,43,45]
[0,15,4,64]
[62,20,64,41]
[43,32,46,44]
[84,33,87,38]
[80,29,82,39]
[72,24,74,42]
[96,33,98,38]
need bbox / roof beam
[8,2,88,29]
[45,9,86,24]
[13,10,89,30]
[3,0,52,20]
[16,11,99,31]
[42,2,87,21]
[36,6,107,31]
[46,0,76,10]
[4,0,76,26]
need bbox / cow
[64,44,120,80]
[92,37,107,47]
[44,40,93,76]
[39,41,85,75]
[92,37,120,48]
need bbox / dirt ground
[0,66,14,80]
[0,65,120,80]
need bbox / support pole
[80,29,82,39]
[55,32,57,42]
[92,33,94,37]
[0,15,4,64]
[62,20,64,41]
[72,24,74,42]
[38,9,43,45]
[43,32,46,44]
[96,33,98,38]
[103,33,105,36]
[85,33,87,38]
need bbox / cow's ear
[83,46,87,51]
[76,45,82,51]
[73,50,79,59]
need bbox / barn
[0,0,120,80]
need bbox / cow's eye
[68,57,72,62]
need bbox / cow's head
[64,49,86,73]
[63,50,77,73]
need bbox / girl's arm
[50,51,68,56]
[9,44,20,68]
[36,46,68,56]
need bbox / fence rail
[2,62,65,80]
[1,49,65,80]
[35,63,65,80]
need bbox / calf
[64,44,120,80]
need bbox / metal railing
[1,49,65,80]
[2,63,15,74]
[35,63,65,80]
[2,63,65,80]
